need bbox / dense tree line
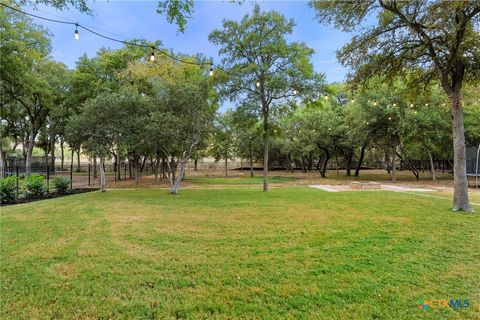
[1,2,479,208]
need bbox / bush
[25,174,46,198]
[0,176,17,204]
[52,176,70,194]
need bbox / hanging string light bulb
[150,47,155,62]
[256,80,261,88]
[209,64,214,76]
[74,23,79,40]
[293,89,297,95]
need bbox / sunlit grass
[1,188,479,319]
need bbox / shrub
[0,176,17,204]
[25,174,46,198]
[52,176,70,194]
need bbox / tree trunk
[449,92,473,212]
[427,149,436,181]
[345,151,352,176]
[224,156,228,177]
[194,158,198,171]
[76,149,81,172]
[116,153,120,181]
[335,148,339,176]
[0,145,4,179]
[170,160,186,194]
[135,157,141,185]
[50,133,55,170]
[99,157,106,192]
[162,158,166,179]
[391,146,397,183]
[25,133,35,176]
[262,108,269,192]
[60,138,65,171]
[354,144,367,177]
[93,156,97,179]
[250,144,254,178]
[154,152,160,183]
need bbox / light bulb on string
[74,23,79,40]
[256,80,261,88]
[150,48,155,62]
[209,64,214,76]
[293,89,297,95]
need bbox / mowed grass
[1,188,479,319]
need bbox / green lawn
[1,188,479,319]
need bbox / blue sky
[25,1,352,84]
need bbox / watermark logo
[418,298,470,310]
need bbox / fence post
[70,162,73,191]
[88,162,91,187]
[16,165,19,200]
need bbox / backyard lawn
[1,187,479,319]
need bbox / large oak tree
[209,4,324,192]
[311,0,480,212]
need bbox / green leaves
[209,4,324,108]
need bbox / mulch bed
[1,188,99,207]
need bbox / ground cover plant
[1,187,479,319]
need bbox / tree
[148,79,216,194]
[16,0,197,32]
[311,0,480,212]
[0,5,58,175]
[231,105,263,177]
[209,4,324,192]
[66,88,150,191]
[209,112,236,177]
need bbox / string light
[392,103,396,107]
[0,3,213,71]
[410,103,414,108]
[351,99,355,103]
[150,48,155,62]
[209,64,214,76]
[373,101,377,106]
[425,103,429,107]
[293,89,297,95]
[256,81,261,88]
[74,23,79,40]
[324,95,329,100]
